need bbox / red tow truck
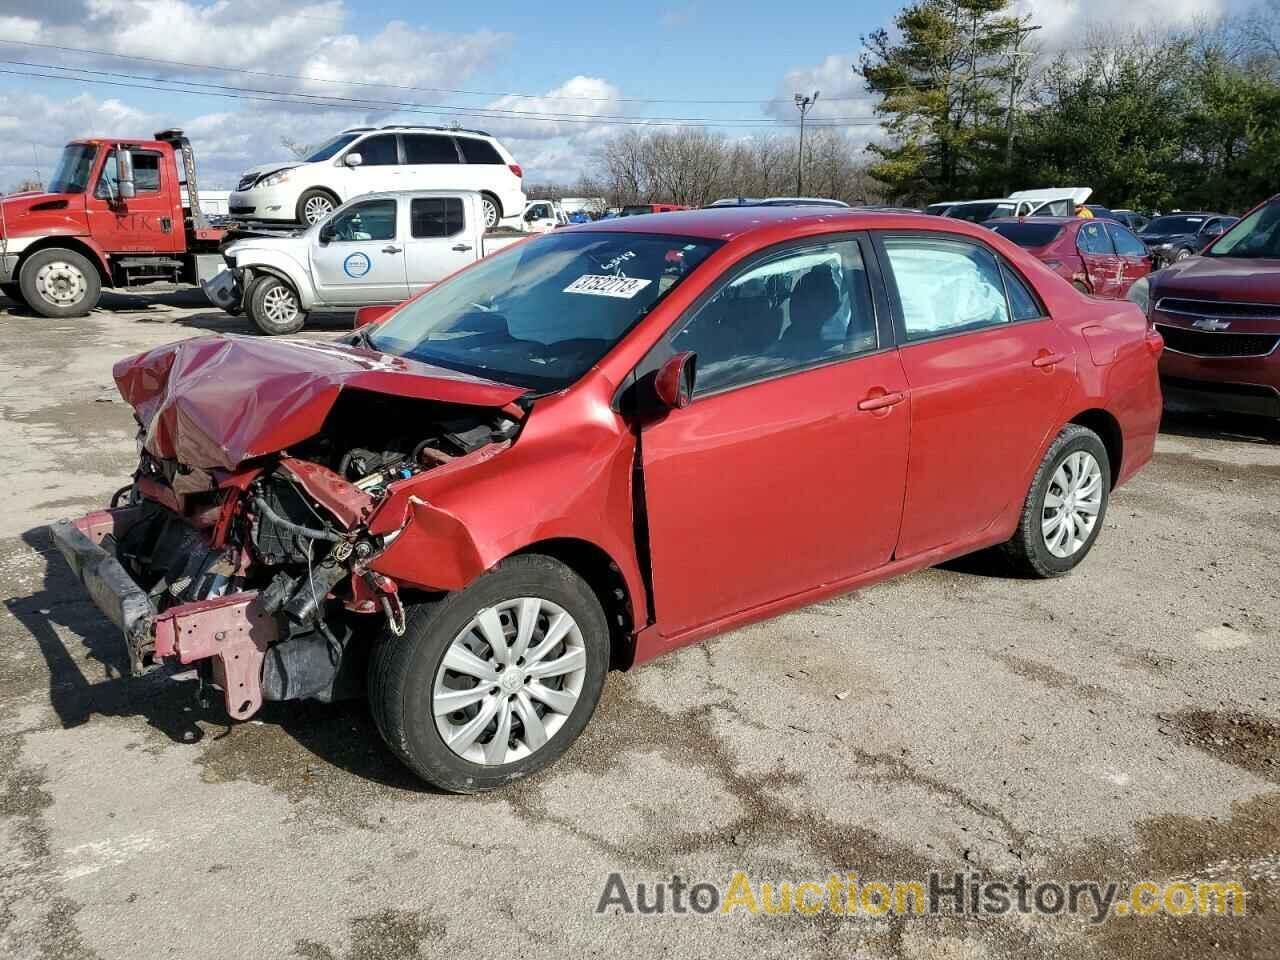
[0,130,230,317]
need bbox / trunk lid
[115,334,527,470]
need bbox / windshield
[1206,199,1280,259]
[1143,215,1206,235]
[47,144,98,194]
[946,202,1014,223]
[305,134,361,163]
[989,222,1065,248]
[368,231,721,391]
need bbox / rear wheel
[481,193,501,228]
[1001,424,1111,578]
[246,275,306,335]
[296,188,338,226]
[18,248,101,318]
[368,555,609,793]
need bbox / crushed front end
[50,334,526,720]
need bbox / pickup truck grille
[1155,324,1280,358]
[237,174,258,191]
[1156,297,1280,321]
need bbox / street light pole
[794,90,819,196]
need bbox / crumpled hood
[114,335,527,470]
[237,162,300,186]
[1150,255,1280,305]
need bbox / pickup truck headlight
[1126,277,1151,317]
[258,169,294,189]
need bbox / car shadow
[13,524,438,793]
[1159,408,1280,445]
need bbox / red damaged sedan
[987,217,1153,299]
[51,208,1163,792]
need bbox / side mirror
[343,152,363,168]
[654,351,696,410]
[355,304,396,329]
[318,223,334,244]
[115,145,136,201]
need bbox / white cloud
[764,53,883,152]
[1014,0,1229,45]
[477,76,625,141]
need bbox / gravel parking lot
[1,288,1278,959]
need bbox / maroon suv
[1134,194,1280,418]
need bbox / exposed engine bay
[76,389,522,717]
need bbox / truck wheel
[18,248,101,318]
[481,193,501,229]
[1000,424,1111,579]
[1,283,27,307]
[296,189,338,225]
[368,555,609,793]
[247,275,306,335]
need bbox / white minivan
[228,125,526,228]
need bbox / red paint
[68,205,1161,714]
[354,303,398,328]
[988,217,1152,298]
[278,458,374,529]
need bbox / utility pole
[1003,24,1040,194]
[794,90,819,196]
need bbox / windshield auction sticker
[564,275,653,298]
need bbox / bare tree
[280,137,316,160]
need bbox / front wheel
[1173,247,1193,263]
[296,188,338,226]
[368,555,609,793]
[1001,424,1111,578]
[246,275,306,335]
[18,248,101,318]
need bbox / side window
[1108,224,1147,257]
[457,137,503,164]
[1077,221,1115,255]
[670,239,877,397]
[410,197,464,238]
[326,199,397,242]
[402,134,459,165]
[882,237,1010,341]
[95,149,162,198]
[353,134,398,166]
[1000,263,1045,321]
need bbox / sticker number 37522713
[563,275,653,299]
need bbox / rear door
[309,197,408,304]
[405,195,478,292]
[400,133,462,191]
[639,235,909,636]
[1106,222,1152,296]
[1076,220,1122,296]
[86,147,184,254]
[875,233,1074,558]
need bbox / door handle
[452,243,473,252]
[1032,352,1065,368]
[381,245,402,254]
[857,390,906,412]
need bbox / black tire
[480,192,501,228]
[18,248,101,318]
[1,283,26,307]
[296,188,339,226]
[246,274,306,335]
[368,555,609,793]
[1173,247,1193,262]
[1000,424,1111,579]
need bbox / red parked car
[988,217,1153,298]
[51,208,1163,791]
[1131,194,1280,418]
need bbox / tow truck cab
[0,129,227,318]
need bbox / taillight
[508,164,523,179]
[1145,327,1164,357]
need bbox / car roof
[566,205,955,242]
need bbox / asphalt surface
[1,287,1278,959]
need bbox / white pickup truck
[205,190,526,334]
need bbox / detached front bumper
[201,267,243,313]
[49,507,277,720]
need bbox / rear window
[621,205,654,216]
[989,222,1064,248]
[411,197,465,238]
[946,202,1014,223]
[457,137,504,164]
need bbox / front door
[1076,220,1123,297]
[85,147,184,254]
[405,195,477,293]
[309,197,408,305]
[876,233,1074,558]
[640,237,910,637]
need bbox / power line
[0,37,886,105]
[0,67,885,128]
